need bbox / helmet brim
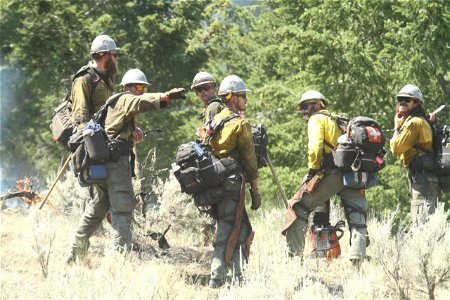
[397,93,416,98]
[90,47,121,54]
[396,93,422,102]
[298,98,327,106]
[218,88,251,96]
[120,80,149,86]
[191,80,216,90]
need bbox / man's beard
[105,57,118,76]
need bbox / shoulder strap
[312,111,348,133]
[205,113,240,144]
[207,97,224,106]
[71,66,101,114]
[92,92,127,128]
[312,111,348,150]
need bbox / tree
[0,0,210,181]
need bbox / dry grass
[1,173,449,299]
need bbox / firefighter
[67,69,185,263]
[390,84,441,225]
[191,71,225,245]
[68,35,120,214]
[206,75,261,288]
[282,90,369,265]
[191,71,225,125]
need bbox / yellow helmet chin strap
[319,100,326,108]
[225,91,233,100]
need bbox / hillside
[1,174,449,299]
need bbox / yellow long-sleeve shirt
[390,116,433,167]
[307,110,342,170]
[209,108,259,181]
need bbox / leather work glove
[303,169,318,184]
[250,189,261,210]
[165,87,186,100]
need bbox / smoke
[0,55,21,194]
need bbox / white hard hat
[397,84,424,103]
[299,90,327,106]
[191,71,216,89]
[120,69,149,86]
[90,34,119,54]
[218,75,250,97]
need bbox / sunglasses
[235,93,247,100]
[397,97,413,103]
[299,102,316,110]
[195,85,213,93]
[134,84,147,92]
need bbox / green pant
[70,155,134,257]
[211,173,249,282]
[286,168,368,260]
[408,168,440,225]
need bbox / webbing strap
[312,111,349,132]
[312,111,346,151]
[73,66,101,116]
[224,172,247,266]
[205,113,240,144]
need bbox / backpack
[433,124,450,192]
[333,116,386,173]
[433,124,450,174]
[49,66,100,149]
[251,124,269,168]
[172,142,238,195]
[173,113,242,196]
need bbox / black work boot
[350,258,362,271]
[208,278,225,289]
[65,253,76,265]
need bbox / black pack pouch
[72,142,88,173]
[333,142,356,172]
[172,164,206,194]
[108,140,122,162]
[409,152,439,173]
[83,130,110,163]
[322,152,335,169]
[353,149,379,172]
[220,157,240,174]
[251,123,269,168]
[176,142,197,166]
[194,186,226,206]
[197,155,228,188]
[438,174,450,192]
[67,130,84,153]
[434,125,450,175]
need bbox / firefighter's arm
[70,76,92,128]
[390,120,419,156]
[307,116,324,170]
